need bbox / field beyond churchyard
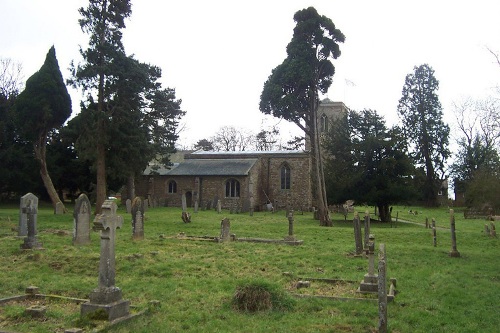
[0,203,499,332]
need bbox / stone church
[135,99,348,211]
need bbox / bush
[232,280,295,313]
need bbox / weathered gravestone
[217,200,222,214]
[449,209,461,257]
[284,210,296,241]
[194,200,199,213]
[19,193,38,236]
[125,199,132,214]
[55,202,64,215]
[81,200,129,321]
[73,194,91,245]
[20,195,43,250]
[353,212,363,256]
[181,211,191,223]
[131,197,144,240]
[359,234,378,293]
[220,218,231,242]
[490,222,497,237]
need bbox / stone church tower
[305,98,349,150]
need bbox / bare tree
[211,126,255,151]
[0,58,23,97]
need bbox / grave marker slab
[19,193,38,236]
[353,212,363,256]
[73,194,91,245]
[131,197,144,240]
[449,209,460,257]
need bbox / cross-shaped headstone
[92,200,123,291]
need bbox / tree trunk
[378,203,391,222]
[127,174,136,201]
[310,96,332,226]
[95,142,107,214]
[33,139,66,213]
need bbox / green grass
[0,204,499,332]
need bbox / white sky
[1,0,500,149]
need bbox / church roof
[152,158,258,176]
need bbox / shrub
[232,280,295,312]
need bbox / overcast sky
[2,0,500,148]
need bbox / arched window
[225,179,240,198]
[281,164,291,190]
[168,180,177,194]
[320,114,329,133]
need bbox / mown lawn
[0,203,499,332]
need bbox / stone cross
[367,234,376,276]
[364,210,371,250]
[220,218,231,242]
[20,197,42,250]
[81,202,129,321]
[73,193,91,245]
[92,200,123,293]
[378,243,388,333]
[449,209,460,257]
[359,234,378,293]
[131,197,144,240]
[19,193,38,236]
[353,212,363,256]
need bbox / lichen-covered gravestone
[19,193,38,237]
[73,193,91,245]
[131,197,144,240]
[81,200,129,321]
[353,212,363,256]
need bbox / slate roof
[144,159,258,176]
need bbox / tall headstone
[353,212,363,256]
[19,193,38,236]
[364,210,371,250]
[73,194,91,245]
[131,197,144,240]
[449,209,461,257]
[378,243,388,333]
[217,200,222,214]
[194,200,199,213]
[181,193,187,212]
[20,195,42,250]
[220,218,231,242]
[125,199,132,214]
[81,200,129,321]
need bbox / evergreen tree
[13,46,72,211]
[260,7,345,226]
[69,0,132,213]
[397,64,450,206]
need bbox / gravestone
[425,217,429,229]
[81,200,129,321]
[378,243,388,333]
[194,200,199,213]
[449,209,461,257]
[284,211,296,241]
[125,199,132,214]
[55,202,64,215]
[359,234,378,293]
[364,210,371,250]
[73,193,91,245]
[181,194,187,212]
[432,226,437,247]
[19,193,38,236]
[212,196,218,210]
[20,196,43,250]
[353,212,363,256]
[217,200,222,214]
[131,197,144,240]
[220,218,231,242]
[205,200,211,210]
[484,224,491,236]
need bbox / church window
[281,164,291,190]
[225,179,240,198]
[320,114,329,133]
[168,180,177,194]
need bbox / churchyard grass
[0,203,499,332]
